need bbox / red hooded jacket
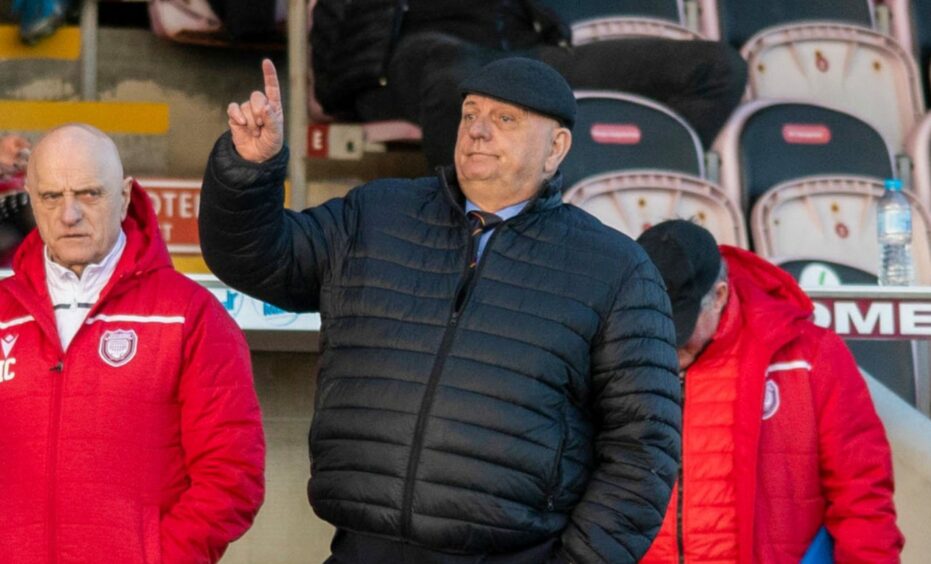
[641,246,902,563]
[0,183,265,563]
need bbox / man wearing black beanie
[200,57,681,563]
[636,220,902,562]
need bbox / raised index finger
[262,59,281,108]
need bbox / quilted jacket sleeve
[200,132,357,312]
[812,330,904,562]
[560,255,682,563]
[159,289,266,563]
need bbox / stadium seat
[750,174,931,283]
[885,0,931,106]
[563,170,747,246]
[561,91,706,192]
[714,100,895,218]
[696,1,922,149]
[698,0,875,44]
[538,0,686,26]
[911,0,931,106]
[537,0,702,43]
[740,22,924,150]
[907,112,931,206]
[561,93,747,246]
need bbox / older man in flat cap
[199,58,680,563]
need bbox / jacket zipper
[677,376,685,564]
[47,360,64,564]
[399,226,501,538]
[40,271,130,563]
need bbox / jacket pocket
[143,505,162,564]
[542,412,568,512]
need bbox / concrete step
[0,23,80,59]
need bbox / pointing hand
[227,58,285,163]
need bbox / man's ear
[714,280,729,312]
[543,127,572,175]
[120,176,133,220]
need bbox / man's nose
[467,115,492,139]
[59,195,83,225]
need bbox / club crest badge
[99,329,138,367]
[762,379,780,420]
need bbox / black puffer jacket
[311,0,570,117]
[200,133,681,563]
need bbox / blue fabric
[465,199,527,259]
[12,0,71,44]
[800,526,834,564]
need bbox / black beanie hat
[458,57,577,130]
[637,220,723,347]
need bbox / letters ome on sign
[812,296,931,339]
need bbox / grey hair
[699,260,728,310]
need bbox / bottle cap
[885,178,904,191]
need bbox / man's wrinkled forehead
[27,151,113,190]
[27,125,123,188]
[462,94,529,115]
[461,93,560,128]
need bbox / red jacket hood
[721,245,812,313]
[12,180,172,292]
[718,246,812,340]
[703,246,815,379]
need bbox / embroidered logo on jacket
[762,379,780,420]
[1,334,18,358]
[0,334,17,381]
[99,329,138,367]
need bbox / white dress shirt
[44,231,126,350]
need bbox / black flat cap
[458,57,576,130]
[637,220,722,347]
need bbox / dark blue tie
[467,210,503,268]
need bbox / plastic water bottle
[877,178,914,286]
